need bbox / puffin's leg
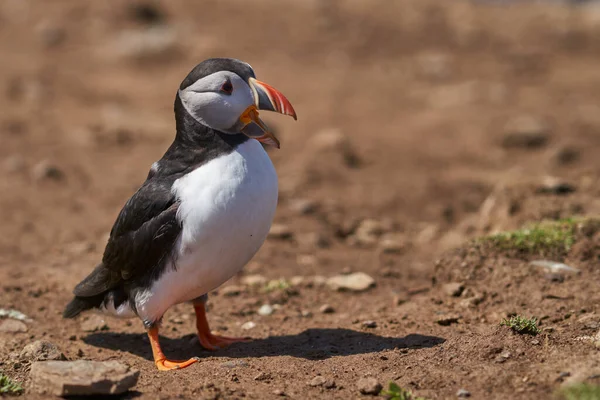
[193,295,250,351]
[147,326,199,371]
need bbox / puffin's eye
[220,80,233,94]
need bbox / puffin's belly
[136,140,277,323]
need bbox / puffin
[63,58,296,371]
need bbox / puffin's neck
[158,94,249,172]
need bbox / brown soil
[1,1,600,399]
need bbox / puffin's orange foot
[155,356,200,371]
[198,332,251,351]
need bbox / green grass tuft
[0,371,23,396]
[501,315,540,335]
[381,382,428,400]
[261,279,291,293]
[480,219,578,255]
[557,383,600,400]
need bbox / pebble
[221,285,244,297]
[268,224,293,240]
[495,351,511,363]
[326,272,375,292]
[80,315,108,332]
[530,260,580,274]
[319,304,335,314]
[31,160,64,181]
[290,276,305,286]
[501,115,550,149]
[357,377,382,395]
[297,232,330,249]
[537,176,576,195]
[0,309,31,322]
[436,315,461,326]
[29,360,139,396]
[272,389,286,396]
[362,320,377,328]
[20,340,65,362]
[241,321,256,330]
[443,282,464,297]
[378,234,405,254]
[258,304,274,316]
[309,375,335,388]
[0,319,28,333]
[241,275,267,286]
[457,388,471,398]
[353,219,385,246]
[289,198,318,215]
[254,372,271,381]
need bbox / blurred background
[2,0,599,267]
[1,1,600,397]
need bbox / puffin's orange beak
[249,78,297,120]
[238,78,297,149]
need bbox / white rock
[326,272,375,292]
[241,321,256,330]
[257,304,274,316]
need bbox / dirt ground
[1,0,600,399]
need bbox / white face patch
[178,71,254,133]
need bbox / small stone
[268,224,293,240]
[221,285,244,297]
[378,233,405,254]
[352,219,386,247]
[457,388,471,398]
[357,377,382,395]
[241,274,267,286]
[290,276,305,286]
[301,310,313,318]
[289,198,318,215]
[241,321,256,330]
[20,341,65,362]
[319,304,335,314]
[29,360,139,396]
[495,351,511,363]
[80,315,108,332]
[0,319,28,333]
[254,372,271,381]
[309,376,335,388]
[436,315,460,326]
[326,272,375,292]
[273,389,285,396]
[258,304,274,316]
[0,308,32,322]
[537,176,576,195]
[297,232,330,249]
[501,115,551,149]
[442,282,464,297]
[31,160,63,181]
[531,260,580,274]
[362,320,377,328]
[310,376,327,386]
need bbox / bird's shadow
[83,328,445,361]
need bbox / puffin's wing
[73,179,182,297]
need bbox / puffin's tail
[63,294,104,318]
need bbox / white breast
[135,139,278,323]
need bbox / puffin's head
[178,58,296,148]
